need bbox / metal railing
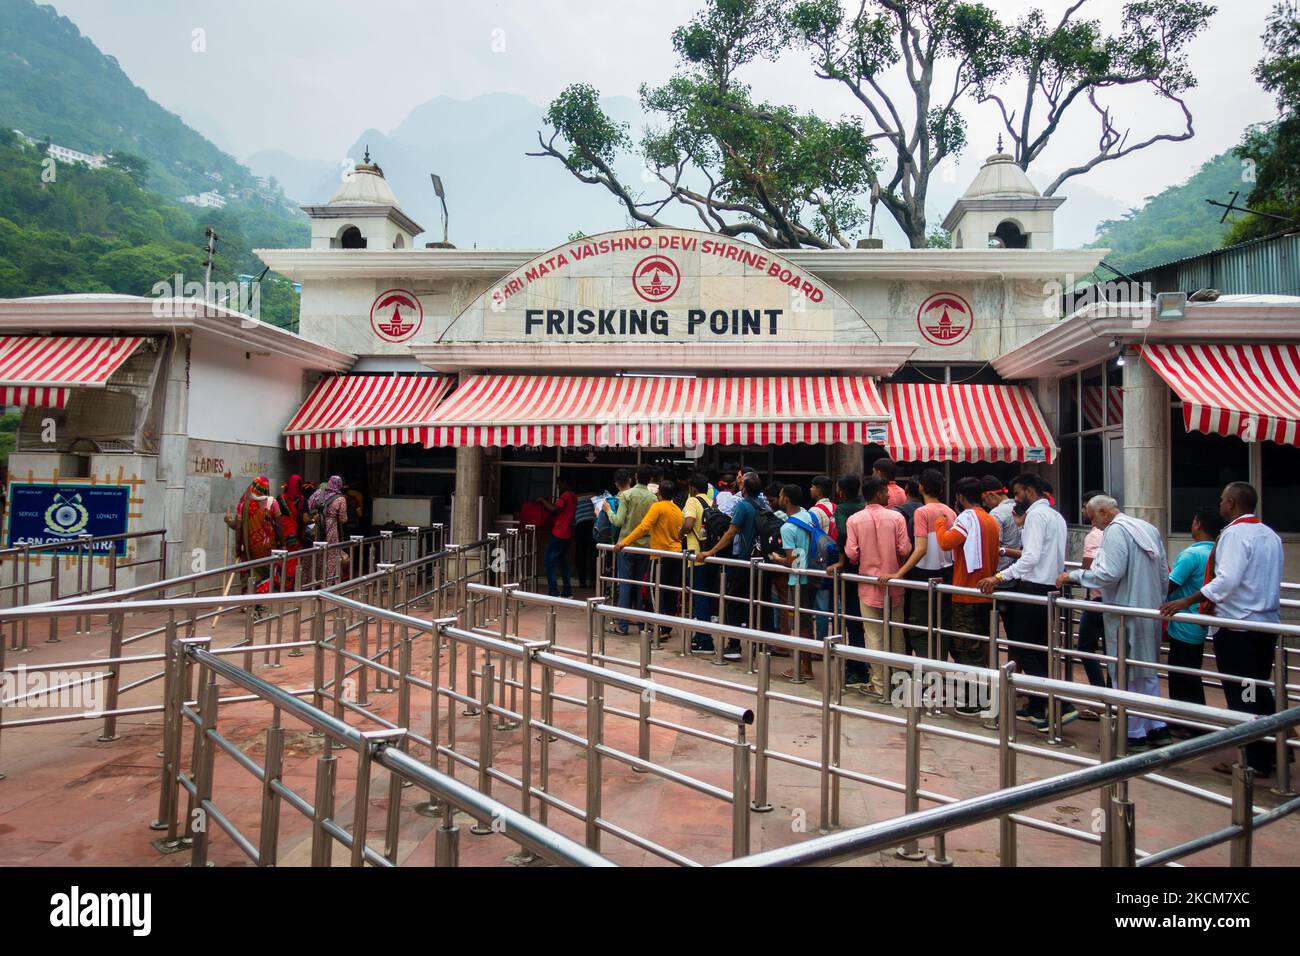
[3,522,1297,867]
[594,542,1298,796]
[0,531,502,765]
[473,581,1300,861]
[1,529,167,648]
[145,580,751,865]
[170,637,611,867]
[721,705,1300,867]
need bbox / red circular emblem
[370,289,423,343]
[916,292,973,347]
[632,254,681,303]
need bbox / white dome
[328,163,402,208]
[962,152,1040,200]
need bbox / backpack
[592,495,618,544]
[813,501,838,541]
[752,508,786,561]
[785,513,839,572]
[695,495,731,553]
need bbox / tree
[1229,1,1300,243]
[531,1,880,248]
[105,150,149,188]
[534,0,1214,248]
[982,0,1214,197]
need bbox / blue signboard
[6,484,131,556]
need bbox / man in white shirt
[1061,496,1169,750]
[1160,481,1284,775]
[981,476,1021,571]
[977,472,1077,730]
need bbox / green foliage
[0,411,17,465]
[0,136,303,328]
[1088,148,1245,272]
[1229,2,1300,243]
[105,150,149,188]
[544,84,632,174]
[0,0,312,329]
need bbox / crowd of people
[224,473,366,609]
[535,459,1288,778]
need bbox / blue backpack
[784,513,839,571]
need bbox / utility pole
[202,227,219,303]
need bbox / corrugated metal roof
[1128,227,1300,283]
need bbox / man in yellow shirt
[615,478,684,643]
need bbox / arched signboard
[445,227,872,344]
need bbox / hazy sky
[45,0,1277,207]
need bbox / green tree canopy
[534,0,1215,248]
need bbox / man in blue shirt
[1165,506,1224,718]
[696,472,762,661]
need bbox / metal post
[258,717,286,866]
[97,611,124,741]
[1110,795,1136,867]
[435,801,460,867]
[350,740,375,867]
[470,660,495,833]
[897,691,926,861]
[998,662,1018,866]
[1230,759,1255,866]
[732,724,751,859]
[189,675,220,868]
[1272,641,1294,797]
[1099,708,1116,866]
[752,650,773,812]
[818,634,837,832]
[310,752,337,867]
[1044,589,1061,743]
[586,690,604,850]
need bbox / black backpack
[752,508,786,560]
[695,495,732,553]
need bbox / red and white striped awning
[881,383,1057,463]
[1142,343,1300,446]
[424,375,890,447]
[0,335,145,408]
[283,374,454,450]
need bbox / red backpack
[813,501,838,541]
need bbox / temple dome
[961,152,1040,200]
[328,161,402,208]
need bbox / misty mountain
[253,91,1128,252]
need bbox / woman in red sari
[277,475,306,591]
[225,476,284,610]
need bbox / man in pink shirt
[884,469,956,659]
[872,457,907,509]
[843,476,911,698]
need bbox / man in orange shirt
[615,478,684,643]
[934,476,1002,716]
[843,477,911,699]
[871,457,907,509]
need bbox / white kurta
[1070,517,1169,681]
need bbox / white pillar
[1123,355,1169,536]
[451,370,483,544]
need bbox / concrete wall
[188,330,308,448]
[182,437,296,574]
